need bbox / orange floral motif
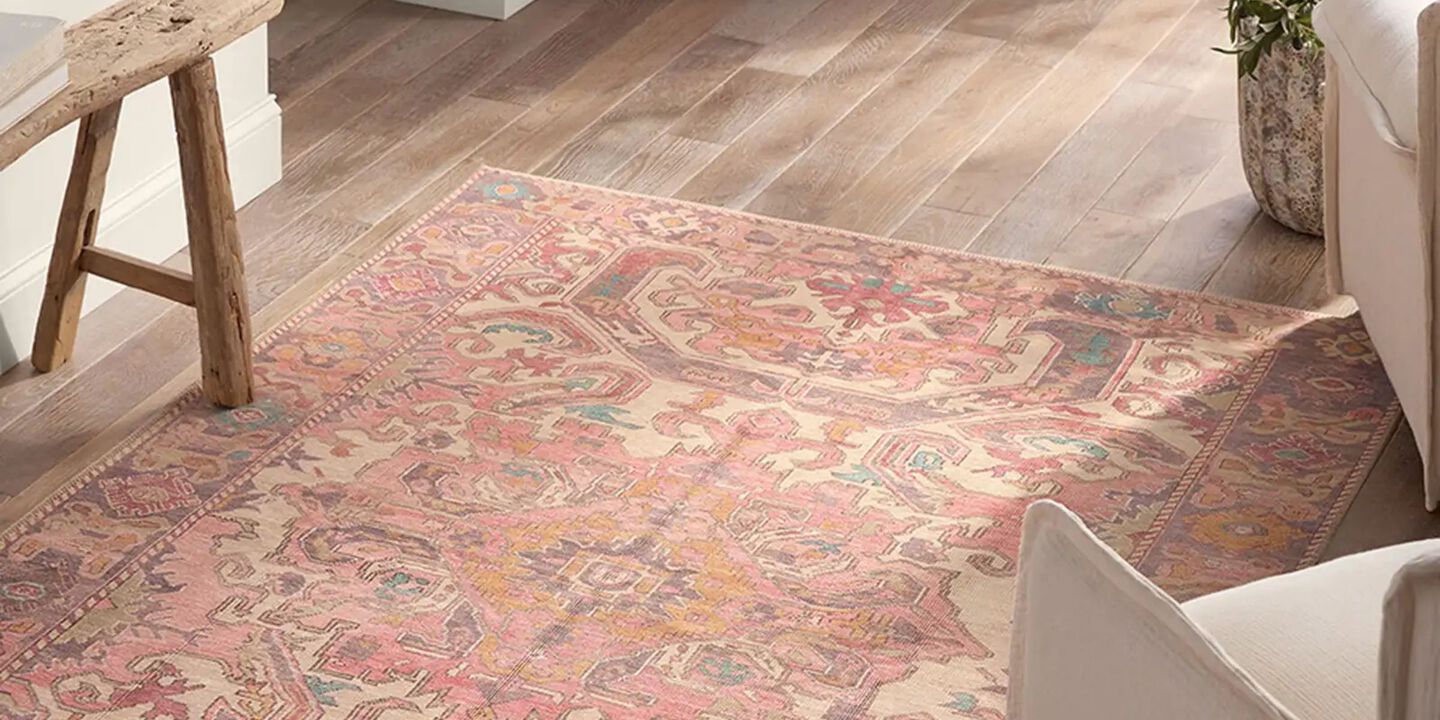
[1184,509,1303,554]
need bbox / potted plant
[1219,0,1324,236]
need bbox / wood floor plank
[1182,67,1240,123]
[746,30,999,222]
[606,133,727,195]
[1123,148,1259,290]
[268,0,430,104]
[677,27,939,209]
[242,129,398,242]
[746,0,902,76]
[316,96,526,225]
[539,34,760,184]
[947,0,1044,40]
[0,284,169,426]
[966,80,1187,262]
[345,0,597,134]
[711,0,826,44]
[1202,215,1324,306]
[1128,3,1228,90]
[668,68,804,144]
[960,0,1120,69]
[875,0,979,33]
[1290,255,1357,315]
[267,0,371,60]
[280,8,495,162]
[1094,115,1232,221]
[891,205,989,250]
[279,2,596,228]
[475,0,743,173]
[1044,209,1164,276]
[243,213,376,309]
[471,0,671,107]
[819,54,1048,235]
[925,0,1198,217]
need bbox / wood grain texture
[316,96,524,225]
[948,0,1045,40]
[539,34,759,183]
[475,0,742,172]
[746,30,999,222]
[1124,149,1258,291]
[78,247,196,307]
[711,0,825,43]
[2,0,1431,563]
[280,7,494,161]
[820,54,1048,235]
[170,59,254,407]
[960,0,1120,69]
[966,80,1186,262]
[1045,209,1164,276]
[891,206,988,249]
[472,0,669,106]
[677,27,935,208]
[269,0,429,104]
[746,0,901,76]
[669,68,803,144]
[1203,215,1324,306]
[30,102,124,372]
[1095,115,1232,221]
[267,0,370,59]
[0,0,284,169]
[925,0,1193,217]
[607,133,726,195]
[355,0,596,132]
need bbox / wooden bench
[0,0,284,407]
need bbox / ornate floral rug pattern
[0,169,1398,718]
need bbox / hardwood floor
[2,0,1435,554]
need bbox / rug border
[0,164,1398,570]
[0,175,486,549]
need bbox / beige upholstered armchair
[1008,501,1440,719]
[1317,0,1440,509]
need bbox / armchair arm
[1418,3,1440,511]
[1008,501,1297,720]
[1381,554,1440,720]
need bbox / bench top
[0,0,283,170]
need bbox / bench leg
[170,58,254,407]
[31,101,123,372]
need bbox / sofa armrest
[1007,501,1298,720]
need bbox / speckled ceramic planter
[1238,43,1325,236]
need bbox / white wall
[0,1,282,370]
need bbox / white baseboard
[0,96,283,370]
[396,0,536,19]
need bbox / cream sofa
[1316,0,1440,509]
[1008,501,1440,719]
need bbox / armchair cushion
[1183,539,1440,720]
[1314,0,1433,150]
[1010,500,1440,720]
[1008,501,1297,719]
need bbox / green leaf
[1214,0,1322,77]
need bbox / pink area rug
[0,168,1398,718]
